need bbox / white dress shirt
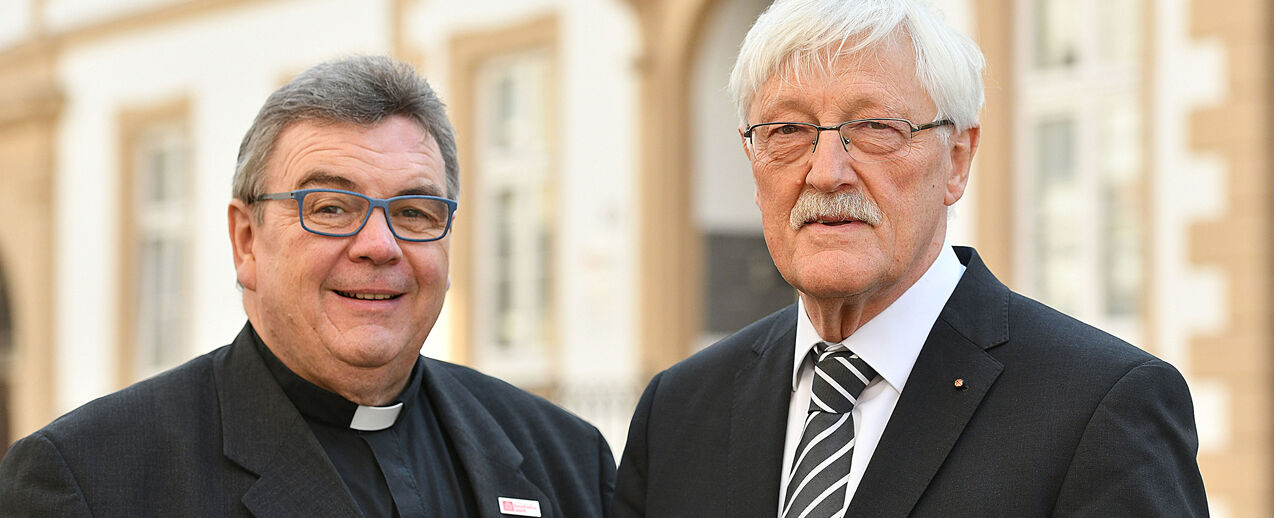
[777,245,965,517]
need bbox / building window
[1032,0,1080,69]
[1016,0,1144,341]
[1032,116,1082,312]
[470,48,556,387]
[126,120,191,379]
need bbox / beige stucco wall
[1188,0,1272,515]
[0,40,60,439]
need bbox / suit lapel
[846,247,1009,517]
[728,305,798,516]
[421,359,553,518]
[214,325,360,518]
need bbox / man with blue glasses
[1,56,615,517]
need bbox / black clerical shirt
[253,332,476,518]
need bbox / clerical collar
[251,327,422,432]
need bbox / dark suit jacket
[614,247,1207,517]
[0,324,616,517]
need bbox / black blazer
[0,324,616,517]
[614,247,1207,517]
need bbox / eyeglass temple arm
[254,192,297,202]
[914,119,955,132]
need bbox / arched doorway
[631,0,777,376]
[689,0,787,350]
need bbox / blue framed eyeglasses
[254,188,458,242]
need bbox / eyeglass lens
[300,191,451,240]
[753,119,913,165]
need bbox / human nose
[347,206,403,265]
[805,128,860,192]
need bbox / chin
[329,331,416,368]
[787,261,884,301]
[330,348,399,370]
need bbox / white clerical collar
[350,403,405,431]
[792,244,966,392]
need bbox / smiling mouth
[334,290,401,301]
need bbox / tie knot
[808,344,877,414]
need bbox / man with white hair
[614,1,1207,516]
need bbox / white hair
[729,0,985,131]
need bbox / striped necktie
[782,343,879,518]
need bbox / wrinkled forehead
[266,116,442,190]
[748,35,924,119]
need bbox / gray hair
[729,0,985,131]
[232,56,459,214]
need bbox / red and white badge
[498,497,542,517]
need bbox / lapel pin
[953,378,968,391]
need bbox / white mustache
[789,189,883,229]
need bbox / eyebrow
[296,171,446,198]
[755,98,816,122]
[297,171,357,191]
[396,184,445,197]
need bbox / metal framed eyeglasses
[254,188,458,242]
[743,117,954,166]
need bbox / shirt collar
[251,326,421,431]
[792,244,966,393]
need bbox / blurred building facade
[0,0,1268,516]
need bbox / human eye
[754,124,813,164]
[395,205,436,221]
[758,123,813,144]
[761,124,812,146]
[313,202,347,215]
[773,124,805,136]
[847,118,907,132]
[390,198,448,233]
[303,192,362,222]
[845,120,907,155]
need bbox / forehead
[748,40,929,122]
[266,116,445,194]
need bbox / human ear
[944,126,980,206]
[228,199,259,291]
